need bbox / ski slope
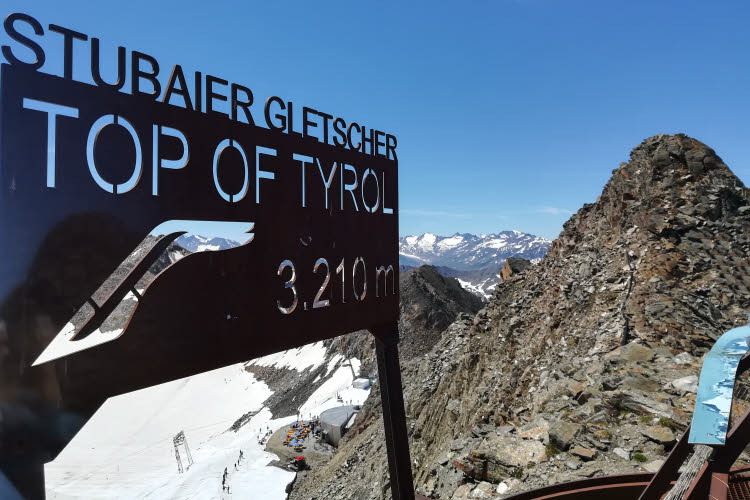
[44,344,369,499]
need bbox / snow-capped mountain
[399,231,550,270]
[176,235,242,252]
[399,231,550,299]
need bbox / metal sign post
[0,11,413,499]
[375,325,416,500]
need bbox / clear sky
[2,0,748,240]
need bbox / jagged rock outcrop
[289,134,750,499]
[500,257,531,283]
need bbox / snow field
[253,341,328,372]
[45,344,369,500]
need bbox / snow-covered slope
[45,342,370,499]
[455,277,496,300]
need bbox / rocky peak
[406,134,750,497]
[545,133,749,351]
[550,134,743,259]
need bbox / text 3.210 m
[276,258,395,314]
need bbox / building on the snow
[319,406,357,447]
[352,377,371,390]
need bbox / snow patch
[418,233,436,250]
[456,278,491,300]
[325,354,343,376]
[196,244,221,252]
[298,360,367,419]
[45,341,373,500]
[437,235,463,249]
[45,364,294,499]
[252,341,327,373]
[477,239,508,249]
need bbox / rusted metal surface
[501,468,750,499]
[711,470,731,500]
[502,473,655,500]
[730,472,750,500]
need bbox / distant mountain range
[399,231,549,270]
[176,235,242,252]
[399,231,551,298]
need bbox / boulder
[470,482,497,499]
[620,343,655,362]
[670,375,698,394]
[453,434,545,482]
[549,421,583,450]
[570,446,597,461]
[673,352,695,365]
[613,447,631,460]
[641,426,676,444]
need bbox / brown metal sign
[0,11,412,499]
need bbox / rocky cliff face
[289,134,750,499]
[398,266,484,361]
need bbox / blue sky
[2,0,749,240]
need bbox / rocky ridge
[289,134,750,499]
